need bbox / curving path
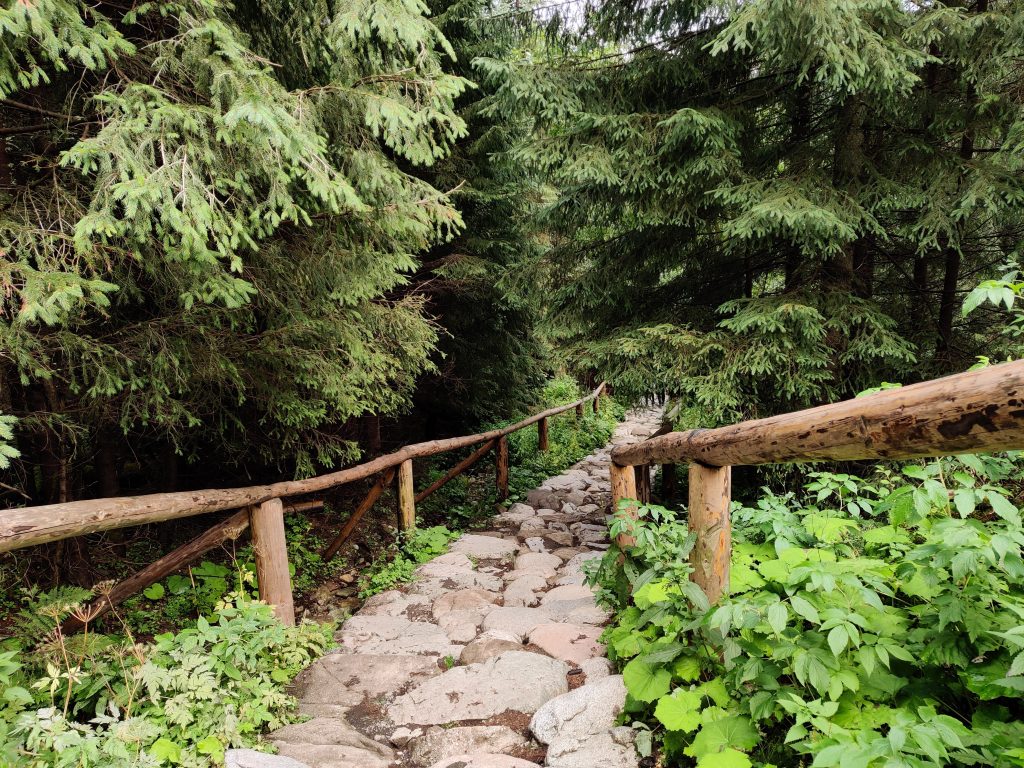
[226,408,663,768]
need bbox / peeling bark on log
[612,362,1024,468]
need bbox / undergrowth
[590,454,1024,768]
[0,585,331,767]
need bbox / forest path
[227,408,663,768]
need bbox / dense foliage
[0,0,546,517]
[591,454,1024,767]
[483,0,1024,424]
[0,589,331,767]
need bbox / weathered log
[321,469,395,561]
[397,459,416,531]
[688,463,731,603]
[612,361,1024,468]
[250,498,294,626]
[61,509,251,633]
[415,440,496,503]
[496,437,509,501]
[610,462,638,548]
[538,417,549,452]
[0,383,606,554]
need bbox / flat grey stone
[410,725,530,765]
[480,607,552,642]
[270,717,394,768]
[545,728,638,768]
[529,676,627,744]
[514,552,561,575]
[292,653,440,706]
[388,651,569,725]
[426,756,541,768]
[528,623,604,665]
[225,750,309,768]
[451,534,519,559]
[337,615,461,657]
[459,634,524,665]
[432,588,499,621]
[360,591,433,617]
[497,503,537,525]
[408,554,505,595]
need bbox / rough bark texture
[397,459,416,531]
[250,498,295,626]
[688,463,732,603]
[612,361,1024,467]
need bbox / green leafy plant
[359,525,459,598]
[591,454,1024,767]
[0,584,332,767]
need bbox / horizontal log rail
[3,382,606,627]
[0,383,606,554]
[610,361,1024,603]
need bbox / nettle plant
[590,456,1024,768]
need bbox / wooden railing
[1,383,607,628]
[609,361,1024,603]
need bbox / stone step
[248,407,660,768]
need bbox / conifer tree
[0,0,469,502]
[481,0,1024,423]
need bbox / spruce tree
[0,0,469,502]
[481,0,1024,423]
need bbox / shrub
[0,587,332,767]
[591,454,1024,767]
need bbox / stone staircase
[226,409,663,768]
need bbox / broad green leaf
[790,594,820,624]
[623,658,672,703]
[654,688,703,732]
[144,582,166,600]
[685,716,759,759]
[827,625,848,656]
[698,748,753,768]
[767,602,787,635]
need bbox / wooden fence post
[538,417,549,452]
[575,403,584,419]
[496,437,509,501]
[397,458,416,531]
[688,463,731,604]
[250,498,295,626]
[592,396,599,414]
[610,462,638,548]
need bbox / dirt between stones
[236,408,663,768]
